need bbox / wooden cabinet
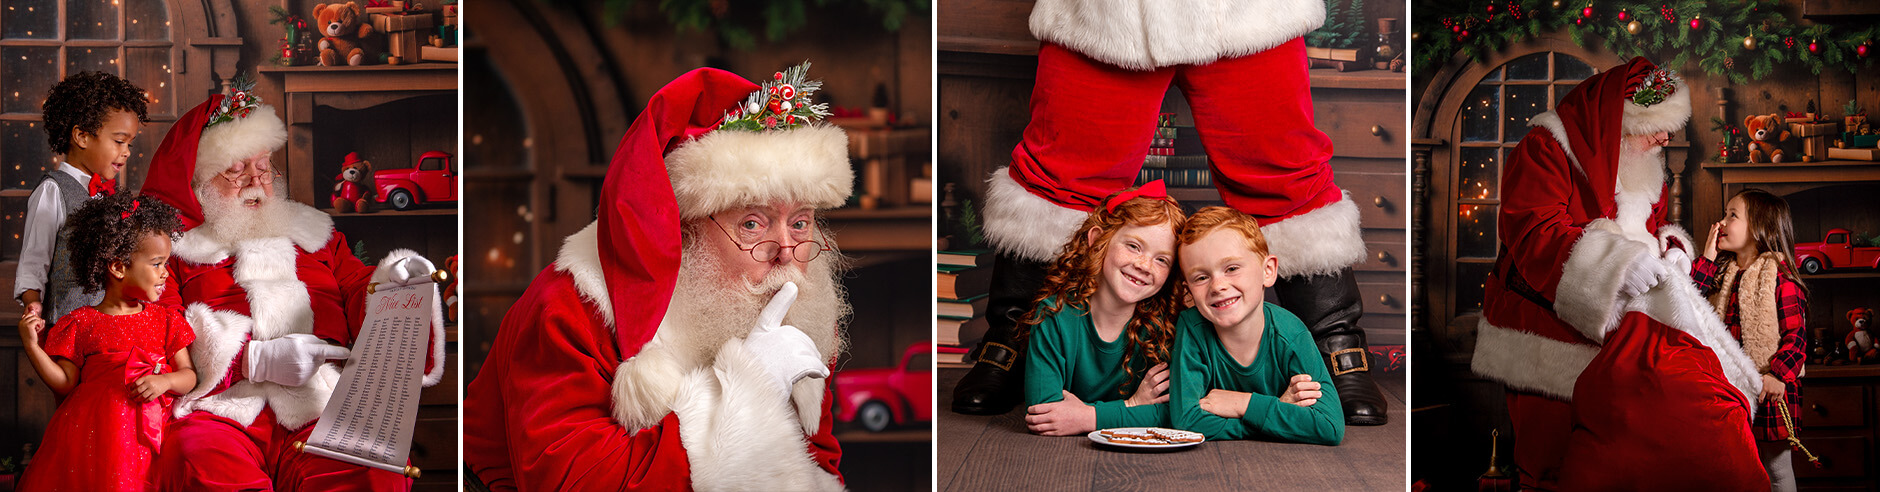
[1795,365,1880,490]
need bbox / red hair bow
[1106,180,1169,212]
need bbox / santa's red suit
[986,0,1358,273]
[956,0,1388,424]
[1470,57,1766,490]
[464,67,852,491]
[137,94,445,491]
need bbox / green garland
[1414,0,1879,84]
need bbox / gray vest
[40,171,101,324]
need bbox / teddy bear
[1745,113,1794,163]
[313,2,382,66]
[332,152,375,213]
[1847,308,1877,364]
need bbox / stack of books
[1138,113,1213,188]
[937,249,992,368]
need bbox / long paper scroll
[294,272,444,478]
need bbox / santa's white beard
[195,184,308,244]
[1612,141,1667,245]
[661,237,851,368]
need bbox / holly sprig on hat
[718,62,831,132]
[1631,68,1680,107]
[206,73,262,129]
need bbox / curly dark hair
[41,71,150,154]
[63,193,182,293]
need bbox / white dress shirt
[15,162,91,303]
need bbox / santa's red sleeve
[1500,129,1657,341]
[1497,132,1591,306]
[808,382,843,479]
[486,290,693,491]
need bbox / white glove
[379,254,437,286]
[245,333,350,386]
[1619,252,1669,299]
[740,282,830,400]
[1662,247,1693,278]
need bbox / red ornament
[1486,4,1494,13]
[1461,29,1470,38]
[1574,18,1584,26]
[1860,44,1871,58]
[1617,10,1628,21]
[1809,40,1820,54]
[773,72,784,81]
[1581,6,1594,18]
[1689,18,1700,29]
[1452,24,1461,33]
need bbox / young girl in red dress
[17,193,194,491]
[1695,188,1810,491]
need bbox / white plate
[1087,427,1204,449]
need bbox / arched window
[1450,52,1596,314]
[0,0,174,257]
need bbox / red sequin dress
[19,303,194,491]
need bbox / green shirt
[1023,297,1169,429]
[1170,304,1344,445]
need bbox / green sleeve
[1092,399,1168,429]
[1023,305,1070,407]
[1168,311,1253,441]
[1240,325,1344,445]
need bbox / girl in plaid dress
[1694,188,1809,492]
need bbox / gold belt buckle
[1330,347,1369,376]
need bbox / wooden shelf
[260,63,458,93]
[832,428,931,444]
[1701,159,1880,184]
[824,206,931,252]
[1310,68,1407,91]
[328,208,458,217]
[1801,270,1880,280]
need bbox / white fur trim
[1471,320,1600,401]
[195,105,288,186]
[674,340,843,492]
[1526,112,1582,171]
[1619,264,1763,409]
[1556,219,1649,342]
[1262,192,1366,278]
[612,332,685,434]
[1028,0,1324,70]
[980,167,1087,263]
[369,248,449,387]
[554,221,612,328]
[174,303,257,419]
[234,237,315,342]
[666,125,853,220]
[171,201,334,266]
[1622,81,1692,136]
[1657,224,1695,262]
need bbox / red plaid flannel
[1693,256,1808,441]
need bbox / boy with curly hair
[16,71,150,325]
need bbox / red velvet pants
[157,408,413,492]
[1006,38,1341,223]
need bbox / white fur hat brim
[194,104,287,185]
[666,125,854,219]
[1622,80,1691,136]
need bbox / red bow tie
[87,173,117,197]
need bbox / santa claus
[1470,57,1768,489]
[137,86,446,490]
[949,0,1388,425]
[462,65,852,490]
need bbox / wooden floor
[936,367,1407,491]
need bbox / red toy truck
[1795,228,1880,274]
[374,151,457,210]
[834,342,932,432]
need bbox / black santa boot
[1273,266,1388,426]
[949,251,1050,415]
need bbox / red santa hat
[599,64,852,359]
[139,79,288,230]
[1535,57,1690,219]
